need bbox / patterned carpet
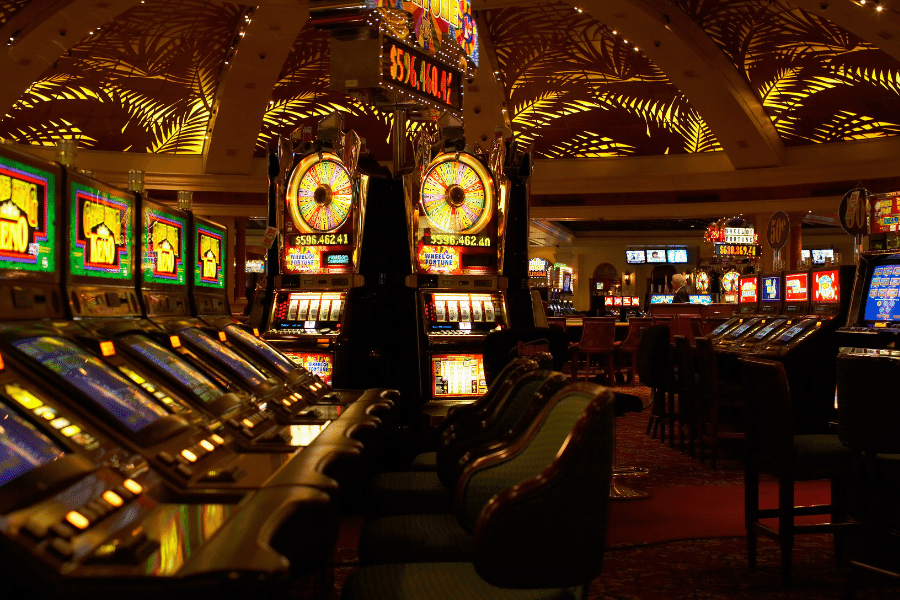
[316,383,899,600]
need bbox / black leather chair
[740,356,856,588]
[638,324,671,442]
[482,326,568,385]
[344,383,615,600]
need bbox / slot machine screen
[632,296,640,306]
[431,354,486,398]
[281,352,334,386]
[625,250,645,264]
[778,320,813,342]
[177,327,268,387]
[224,324,299,378]
[193,220,226,290]
[812,270,840,303]
[863,263,900,322]
[141,204,187,286]
[785,272,809,302]
[622,297,632,306]
[120,334,224,403]
[68,179,133,281]
[650,294,673,304]
[752,318,786,340]
[811,249,833,265]
[614,296,623,306]
[0,403,65,487]
[604,297,614,306]
[740,276,758,303]
[689,295,711,305]
[761,276,781,303]
[11,336,168,432]
[0,154,57,275]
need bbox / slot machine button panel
[50,522,76,539]
[174,464,194,478]
[48,538,75,560]
[156,451,176,465]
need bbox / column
[754,213,773,272]
[788,212,804,270]
[235,216,248,309]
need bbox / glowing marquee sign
[418,245,461,274]
[0,159,54,273]
[384,37,462,110]
[368,0,478,66]
[194,223,225,289]
[70,184,131,279]
[142,208,185,285]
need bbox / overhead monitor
[646,250,666,263]
[625,250,645,264]
[666,248,688,263]
[811,249,833,265]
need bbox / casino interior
[2,0,900,599]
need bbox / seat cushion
[359,514,471,565]
[341,562,584,600]
[367,471,453,516]
[793,434,852,479]
[409,451,438,470]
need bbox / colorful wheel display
[286,152,353,233]
[420,152,493,234]
[722,270,740,292]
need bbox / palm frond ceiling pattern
[0,1,28,26]
[484,2,720,158]
[0,0,245,154]
[673,0,900,145]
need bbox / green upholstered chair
[345,383,615,600]
[739,356,856,588]
[358,383,614,566]
[365,370,568,516]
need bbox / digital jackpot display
[193,221,225,289]
[431,354,486,398]
[282,351,335,386]
[69,182,132,280]
[785,272,808,302]
[740,276,758,303]
[873,195,900,234]
[762,276,781,302]
[383,37,463,111]
[813,269,840,303]
[865,263,900,322]
[283,152,355,275]
[417,152,498,275]
[142,206,185,285]
[0,155,55,274]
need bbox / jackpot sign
[0,159,54,272]
[384,37,462,110]
[70,184,131,278]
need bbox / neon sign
[70,184,131,279]
[368,0,478,66]
[384,37,462,110]
[0,159,54,273]
[418,245,461,274]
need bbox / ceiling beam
[787,0,900,63]
[0,0,142,113]
[202,4,309,175]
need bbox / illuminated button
[282,398,292,407]
[65,511,90,530]
[242,418,255,428]
[145,386,155,393]
[100,341,116,356]
[102,490,124,508]
[253,328,259,336]
[170,335,181,348]
[180,449,198,463]
[199,439,215,452]
[50,417,70,429]
[218,331,227,342]
[60,424,80,437]
[0,353,4,370]
[210,434,226,445]
[292,393,302,401]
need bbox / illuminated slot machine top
[721,269,740,304]
[759,272,785,315]
[738,274,760,315]
[650,294,674,304]
[689,294,712,305]
[840,252,900,348]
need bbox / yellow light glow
[100,341,116,356]
[61,425,80,437]
[123,479,143,495]
[218,331,227,342]
[102,490,124,507]
[210,434,225,445]
[242,418,255,428]
[180,449,198,462]
[65,511,90,530]
[170,335,181,348]
[199,440,215,452]
[253,328,259,336]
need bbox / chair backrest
[546,317,567,332]
[441,357,538,433]
[836,353,900,454]
[739,356,794,462]
[467,384,615,589]
[619,317,653,352]
[482,327,569,385]
[577,317,616,351]
[635,323,670,388]
[436,370,569,489]
[689,316,703,342]
[693,336,718,401]
[673,335,696,413]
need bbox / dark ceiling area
[552,217,839,232]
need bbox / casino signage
[142,208,185,284]
[713,243,760,258]
[384,37,462,110]
[0,158,54,273]
[194,224,224,289]
[70,184,131,279]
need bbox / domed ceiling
[0,0,899,225]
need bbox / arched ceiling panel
[0,1,28,24]
[484,1,721,158]
[673,0,900,145]
[0,0,244,153]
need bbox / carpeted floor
[321,383,899,600]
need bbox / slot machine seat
[739,356,856,589]
[637,324,672,443]
[569,317,617,384]
[673,335,699,457]
[694,337,746,469]
[482,326,568,384]
[614,317,653,384]
[836,353,900,597]
[364,371,568,517]
[351,383,614,597]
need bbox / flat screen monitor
[785,272,809,302]
[812,269,840,303]
[0,403,65,487]
[613,296,623,306]
[632,296,640,306]
[761,275,782,303]
[604,296,614,306]
[224,324,299,378]
[650,294,673,304]
[863,263,900,322]
[140,199,188,288]
[67,172,134,283]
[0,149,59,278]
[11,336,168,433]
[177,327,268,387]
[666,248,688,263]
[192,217,226,290]
[801,249,810,261]
[739,276,758,304]
[622,297,632,306]
[811,249,833,265]
[646,250,666,263]
[625,250,645,264]
[120,334,224,403]
[561,273,572,293]
[689,294,712,305]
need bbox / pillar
[788,212,803,270]
[754,213,773,272]
[235,216,248,307]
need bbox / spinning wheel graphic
[286,152,353,233]
[420,153,493,234]
[722,271,740,292]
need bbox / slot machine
[709,273,760,344]
[715,273,783,350]
[261,126,366,395]
[837,251,900,352]
[689,294,712,305]
[404,136,511,408]
[649,294,673,304]
[0,361,335,597]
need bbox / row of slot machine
[704,265,855,432]
[0,143,392,594]
[260,128,513,408]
